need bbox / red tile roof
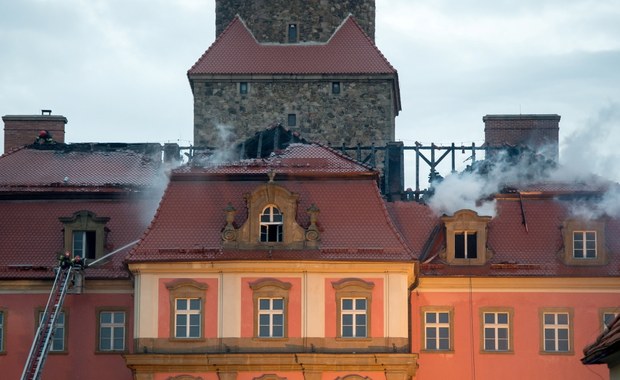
[0,144,163,190]
[583,314,620,365]
[0,144,165,279]
[130,145,411,262]
[179,143,376,177]
[188,16,397,76]
[0,199,158,279]
[393,197,620,277]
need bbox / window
[250,278,291,339]
[481,310,512,352]
[260,205,283,242]
[562,219,606,265]
[333,278,374,339]
[98,311,125,351]
[72,230,96,260]
[39,311,66,352]
[441,210,491,265]
[573,231,596,259]
[166,279,208,340]
[239,82,248,95]
[602,310,619,332]
[175,298,201,338]
[424,311,451,350]
[455,231,477,259]
[287,113,297,127]
[258,298,284,338]
[288,23,298,43]
[332,82,341,94]
[0,310,4,353]
[341,298,367,338]
[541,310,571,353]
[59,210,109,262]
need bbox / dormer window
[59,210,109,262]
[221,173,320,249]
[573,231,596,259]
[441,210,492,266]
[287,23,298,43]
[260,205,283,242]
[455,231,477,259]
[562,219,606,265]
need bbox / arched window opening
[260,206,283,242]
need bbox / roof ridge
[187,15,258,75]
[329,14,398,73]
[0,144,28,159]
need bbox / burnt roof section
[390,193,620,277]
[129,143,411,263]
[0,143,164,194]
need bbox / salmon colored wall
[240,277,302,337]
[158,278,219,338]
[324,278,384,338]
[155,373,219,380]
[0,292,134,380]
[412,290,614,380]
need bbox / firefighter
[59,251,72,269]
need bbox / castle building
[188,0,400,148]
[0,2,619,380]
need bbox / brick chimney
[483,114,560,161]
[3,110,67,152]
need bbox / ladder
[20,265,75,380]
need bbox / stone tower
[189,0,400,149]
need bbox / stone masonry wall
[215,0,375,42]
[193,77,395,148]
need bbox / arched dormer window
[260,205,283,242]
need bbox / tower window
[260,205,283,242]
[287,113,297,127]
[288,24,298,43]
[239,82,248,94]
[332,82,341,94]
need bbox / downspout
[408,263,420,354]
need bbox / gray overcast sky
[1,0,619,184]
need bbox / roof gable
[188,15,397,76]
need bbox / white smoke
[427,104,620,219]
[195,124,239,166]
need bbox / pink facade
[412,288,615,379]
[0,292,134,380]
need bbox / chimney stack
[483,114,560,161]
[3,110,67,152]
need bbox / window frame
[96,308,128,353]
[36,308,68,354]
[572,230,597,259]
[166,279,208,340]
[421,306,454,352]
[340,297,368,338]
[260,205,284,243]
[59,210,109,262]
[239,82,249,95]
[332,81,341,95]
[250,278,291,340]
[0,309,5,354]
[480,307,513,353]
[562,219,607,265]
[287,23,298,43]
[441,210,491,266]
[539,308,573,355]
[600,308,619,333]
[287,113,297,128]
[332,278,374,340]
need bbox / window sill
[335,337,372,342]
[480,349,514,355]
[539,350,574,356]
[421,349,454,354]
[95,349,128,355]
[168,337,206,342]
